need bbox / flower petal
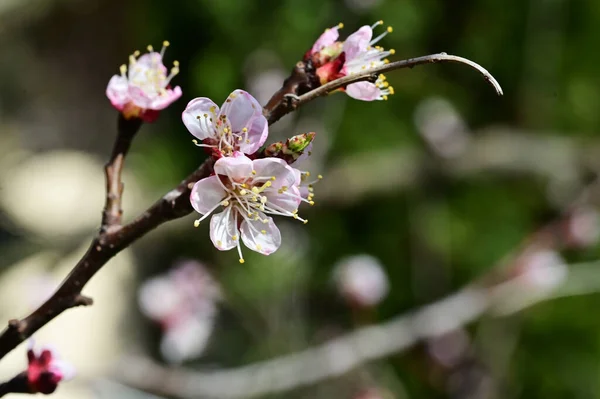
[182,97,219,140]
[252,157,297,189]
[346,81,382,101]
[214,152,253,181]
[240,214,281,255]
[149,86,182,110]
[106,75,130,110]
[267,185,301,213]
[311,26,341,53]
[209,208,238,251]
[219,90,262,133]
[237,114,268,154]
[190,175,227,215]
[342,26,372,61]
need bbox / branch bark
[264,53,503,125]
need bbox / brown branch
[265,53,503,125]
[0,373,29,397]
[0,147,215,360]
[102,115,142,233]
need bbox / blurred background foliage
[1,0,600,398]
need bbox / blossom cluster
[305,21,395,101]
[104,21,395,262]
[26,342,75,394]
[183,89,318,262]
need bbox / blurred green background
[1,0,600,398]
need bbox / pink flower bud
[26,342,75,394]
[333,255,389,307]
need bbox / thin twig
[266,53,503,125]
[0,155,215,360]
[102,115,142,232]
[116,261,598,399]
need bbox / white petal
[267,185,301,213]
[50,360,77,381]
[209,208,238,251]
[190,176,227,215]
[252,158,297,189]
[240,214,281,255]
[346,81,382,101]
[160,317,215,364]
[106,75,131,109]
[137,276,180,320]
[342,26,372,61]
[214,152,253,181]
[219,90,262,133]
[182,97,219,140]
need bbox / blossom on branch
[106,41,182,122]
[306,21,395,101]
[190,152,313,263]
[26,342,75,394]
[182,90,268,157]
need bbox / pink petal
[240,214,281,255]
[49,360,76,381]
[149,86,182,110]
[214,152,253,181]
[237,114,268,154]
[267,185,301,213]
[346,81,382,101]
[342,26,372,61]
[137,276,180,320]
[129,85,153,108]
[182,97,219,140]
[160,317,214,364]
[106,75,130,110]
[190,175,227,215]
[209,208,238,251]
[252,158,297,189]
[219,90,263,133]
[311,26,341,53]
[133,53,167,74]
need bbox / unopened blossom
[190,152,313,263]
[182,90,268,156]
[333,254,389,307]
[306,21,395,101]
[106,41,182,122]
[26,342,75,394]
[138,260,221,364]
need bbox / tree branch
[0,152,215,360]
[102,115,142,233]
[265,53,503,125]
[116,260,599,399]
[0,373,29,397]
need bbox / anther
[194,220,201,227]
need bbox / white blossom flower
[182,90,268,156]
[190,152,312,262]
[27,341,75,394]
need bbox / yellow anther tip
[239,258,245,264]
[387,26,393,33]
[193,220,200,227]
[173,60,180,66]
[163,40,170,47]
[378,20,383,24]
[318,174,323,179]
[309,201,315,206]
[147,45,154,52]
[390,49,396,55]
[338,22,344,28]
[303,220,309,224]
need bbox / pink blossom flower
[182,90,268,157]
[138,260,221,364]
[106,41,182,122]
[333,255,389,307]
[26,342,75,394]
[307,21,395,101]
[190,152,311,262]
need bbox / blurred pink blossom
[106,41,182,122]
[138,260,221,364]
[333,255,389,307]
